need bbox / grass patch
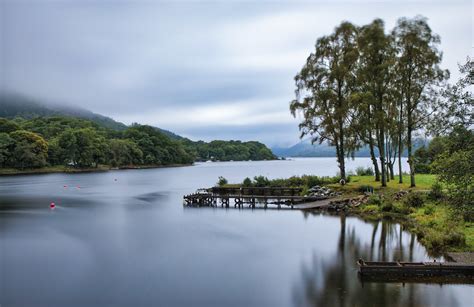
[464,222,474,251]
[334,174,437,192]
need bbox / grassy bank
[0,163,192,176]
[338,175,473,254]
[335,174,437,191]
[219,174,472,254]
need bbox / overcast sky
[1,0,472,146]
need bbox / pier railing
[183,186,324,209]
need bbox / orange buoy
[50,202,56,209]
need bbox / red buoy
[50,202,56,209]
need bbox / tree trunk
[336,142,346,180]
[398,141,403,183]
[407,109,416,187]
[338,112,346,181]
[378,122,387,187]
[367,105,380,181]
[389,162,395,180]
[398,100,404,184]
[369,139,380,181]
[335,143,345,180]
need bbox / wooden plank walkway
[183,187,330,209]
[357,259,474,279]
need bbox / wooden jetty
[357,259,474,279]
[183,186,328,209]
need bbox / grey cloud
[1,0,471,146]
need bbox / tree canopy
[291,16,467,187]
[0,115,276,170]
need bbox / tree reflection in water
[292,214,460,307]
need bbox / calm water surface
[0,158,472,307]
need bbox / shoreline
[0,163,194,176]
[346,208,473,256]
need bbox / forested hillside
[0,93,180,139]
[0,115,276,171]
[182,139,275,162]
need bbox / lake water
[0,158,472,307]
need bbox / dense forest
[0,116,275,170]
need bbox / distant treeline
[182,139,275,162]
[0,116,275,170]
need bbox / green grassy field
[340,174,437,191]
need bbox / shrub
[420,228,465,250]
[217,176,228,187]
[242,177,252,187]
[428,182,444,201]
[253,175,270,187]
[424,204,435,215]
[361,204,379,213]
[355,166,374,176]
[404,192,425,208]
[392,203,411,215]
[381,201,394,212]
[368,194,383,206]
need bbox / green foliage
[432,126,473,221]
[109,139,143,167]
[182,139,275,162]
[414,138,447,174]
[0,116,195,170]
[233,175,339,189]
[125,124,193,165]
[9,130,48,169]
[290,16,448,188]
[253,175,270,187]
[0,115,275,170]
[404,192,425,208]
[368,194,383,206]
[355,166,374,176]
[361,205,380,213]
[392,203,411,215]
[242,177,252,187]
[217,176,228,187]
[266,175,339,188]
[290,21,359,180]
[380,200,394,212]
[428,182,444,201]
[0,118,20,133]
[0,133,14,167]
[424,204,435,215]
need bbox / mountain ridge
[0,92,181,140]
[271,138,428,158]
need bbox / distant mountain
[272,140,338,157]
[271,138,428,157]
[0,92,181,139]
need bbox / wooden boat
[357,259,474,277]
